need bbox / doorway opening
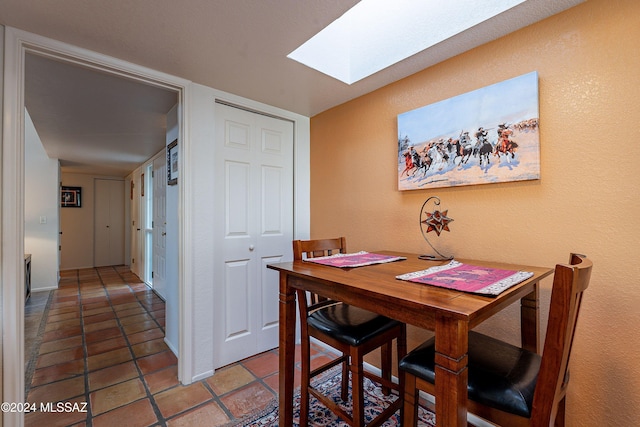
[3,27,191,423]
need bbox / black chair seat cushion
[308,302,400,347]
[399,331,541,418]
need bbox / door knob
[249,245,255,251]
[162,232,167,236]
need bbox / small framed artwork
[167,139,178,186]
[61,186,82,208]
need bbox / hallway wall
[24,109,59,291]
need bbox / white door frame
[2,27,194,426]
[143,161,155,286]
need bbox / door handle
[249,245,255,251]
[162,232,167,236]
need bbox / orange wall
[310,0,640,425]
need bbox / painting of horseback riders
[397,71,540,190]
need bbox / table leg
[434,315,468,427]
[520,283,540,353]
[278,273,296,426]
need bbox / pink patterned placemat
[396,260,533,296]
[303,251,406,268]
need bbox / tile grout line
[78,269,95,427]
[26,269,92,425]
[104,267,292,425]
[91,267,145,425]
[198,379,237,421]
[238,355,279,403]
[26,267,308,427]
[24,289,55,397]
[113,266,169,427]
[119,267,242,425]
[26,268,169,426]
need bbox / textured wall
[310,0,640,425]
[25,109,60,290]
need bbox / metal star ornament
[422,209,453,236]
[419,196,454,260]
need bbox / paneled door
[152,155,167,299]
[130,170,142,278]
[213,103,294,367]
[94,179,125,267]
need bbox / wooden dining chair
[293,237,407,427]
[399,253,592,427]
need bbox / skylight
[288,0,527,85]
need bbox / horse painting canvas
[397,71,540,190]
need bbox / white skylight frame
[288,0,527,85]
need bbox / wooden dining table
[268,251,553,427]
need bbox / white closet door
[94,179,125,267]
[214,103,294,367]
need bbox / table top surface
[269,251,553,329]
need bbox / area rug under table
[228,367,436,426]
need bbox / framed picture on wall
[167,139,178,186]
[61,186,82,208]
[397,71,540,190]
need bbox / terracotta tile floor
[24,266,333,427]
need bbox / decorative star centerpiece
[419,196,454,260]
[422,209,453,236]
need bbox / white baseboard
[190,369,214,383]
[164,336,179,357]
[59,265,94,271]
[30,285,58,292]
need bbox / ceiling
[25,54,178,177]
[1,0,584,177]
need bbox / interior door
[152,155,167,299]
[94,179,125,267]
[214,103,294,367]
[130,170,142,277]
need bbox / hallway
[23,266,331,426]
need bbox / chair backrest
[293,237,347,261]
[532,253,592,426]
[292,237,347,306]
